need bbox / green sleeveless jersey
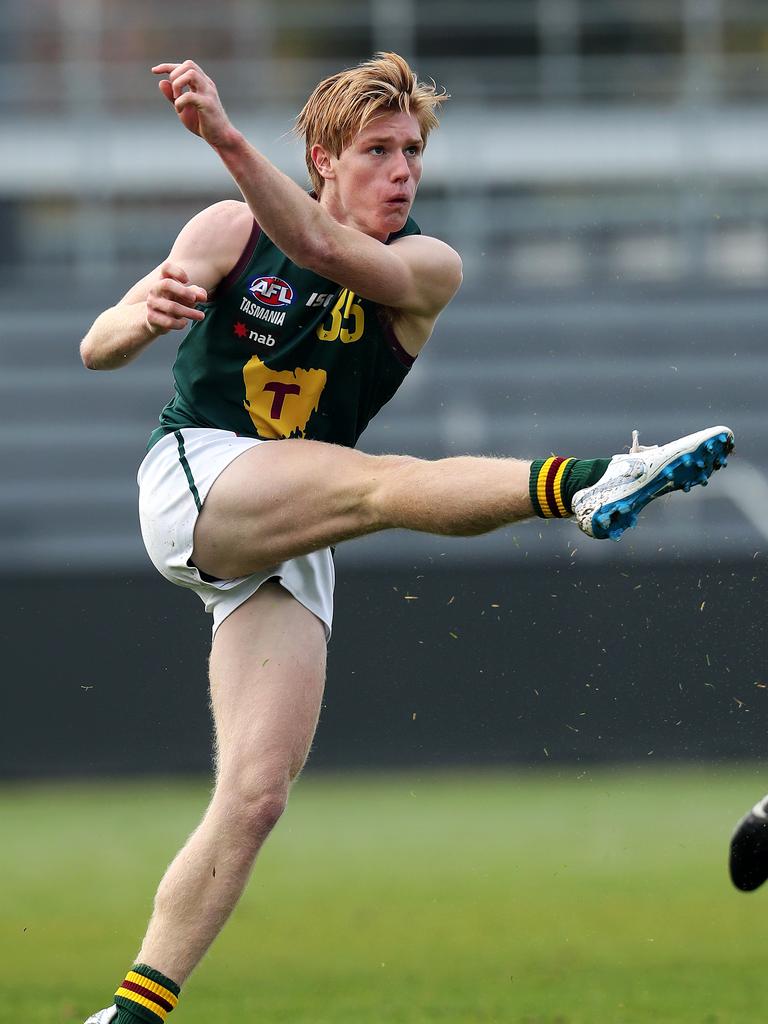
[148,214,421,450]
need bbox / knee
[244,790,288,835]
[218,773,290,843]
[364,453,420,528]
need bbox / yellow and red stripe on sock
[531,456,575,518]
[115,971,179,1022]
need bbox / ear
[311,143,336,182]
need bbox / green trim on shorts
[174,430,202,512]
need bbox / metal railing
[2,0,768,286]
[3,0,768,114]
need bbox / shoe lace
[576,429,652,505]
[630,429,656,454]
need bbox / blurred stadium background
[3,3,768,1021]
[3,0,765,774]
[2,0,766,775]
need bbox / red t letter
[263,381,301,419]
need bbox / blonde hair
[294,52,448,194]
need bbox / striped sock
[115,964,180,1024]
[529,457,610,518]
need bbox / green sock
[529,457,611,518]
[115,964,180,1024]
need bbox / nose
[390,151,410,183]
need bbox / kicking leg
[193,441,537,579]
[192,426,733,580]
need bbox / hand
[145,263,207,336]
[152,60,236,148]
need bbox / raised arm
[80,201,253,370]
[151,61,462,319]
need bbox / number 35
[317,289,364,343]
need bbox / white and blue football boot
[730,793,768,892]
[84,1008,117,1024]
[573,425,733,541]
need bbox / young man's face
[318,109,424,240]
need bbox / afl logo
[248,275,295,308]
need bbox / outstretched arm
[151,61,462,319]
[80,201,252,370]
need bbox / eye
[369,145,385,155]
[406,146,421,157]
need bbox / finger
[158,261,190,284]
[163,301,206,322]
[149,305,205,331]
[147,309,185,332]
[152,314,192,332]
[162,285,208,308]
[158,79,174,103]
[172,67,213,101]
[157,270,207,305]
[156,283,207,310]
[157,280,193,301]
[166,60,200,83]
[152,63,180,74]
[171,69,200,100]
[174,91,203,113]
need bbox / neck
[317,189,389,242]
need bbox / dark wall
[2,559,765,779]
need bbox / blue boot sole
[591,430,734,541]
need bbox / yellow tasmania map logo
[242,356,327,438]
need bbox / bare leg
[194,438,532,579]
[136,582,326,983]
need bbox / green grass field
[3,766,768,1024]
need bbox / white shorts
[137,428,334,640]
